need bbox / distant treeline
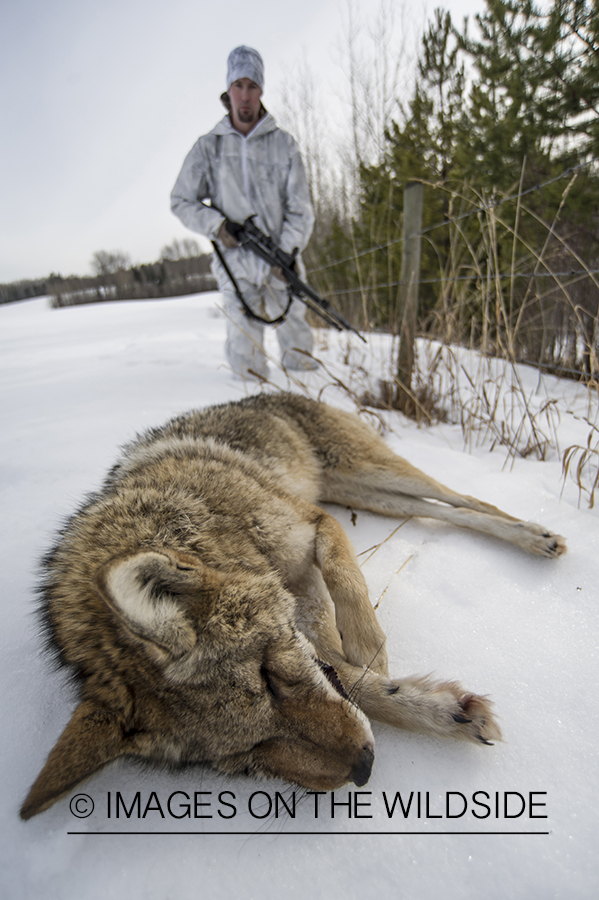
[0,253,217,307]
[0,278,49,304]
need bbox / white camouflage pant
[223,278,315,379]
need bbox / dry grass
[310,329,599,508]
[561,417,599,508]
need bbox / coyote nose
[351,744,375,787]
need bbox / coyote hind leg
[320,446,566,558]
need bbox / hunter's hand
[271,266,287,284]
[217,220,239,249]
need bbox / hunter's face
[229,78,262,134]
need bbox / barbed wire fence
[301,158,599,504]
[305,156,599,387]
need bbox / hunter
[171,45,316,380]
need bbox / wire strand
[320,270,599,298]
[307,155,599,275]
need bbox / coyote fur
[21,393,566,819]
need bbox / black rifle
[213,216,366,343]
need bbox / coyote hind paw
[519,522,567,558]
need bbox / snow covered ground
[1,293,597,899]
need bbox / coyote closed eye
[21,393,566,819]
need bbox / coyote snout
[21,393,565,819]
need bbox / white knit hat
[226,46,264,90]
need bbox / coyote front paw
[448,690,502,744]
[368,675,502,744]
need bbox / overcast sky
[0,0,484,283]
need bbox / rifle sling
[211,241,292,326]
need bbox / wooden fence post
[396,181,424,415]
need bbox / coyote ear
[20,700,126,819]
[98,551,199,657]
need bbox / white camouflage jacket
[171,112,315,290]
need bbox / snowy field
[1,293,597,899]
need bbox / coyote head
[21,549,374,819]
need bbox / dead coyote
[21,393,566,819]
